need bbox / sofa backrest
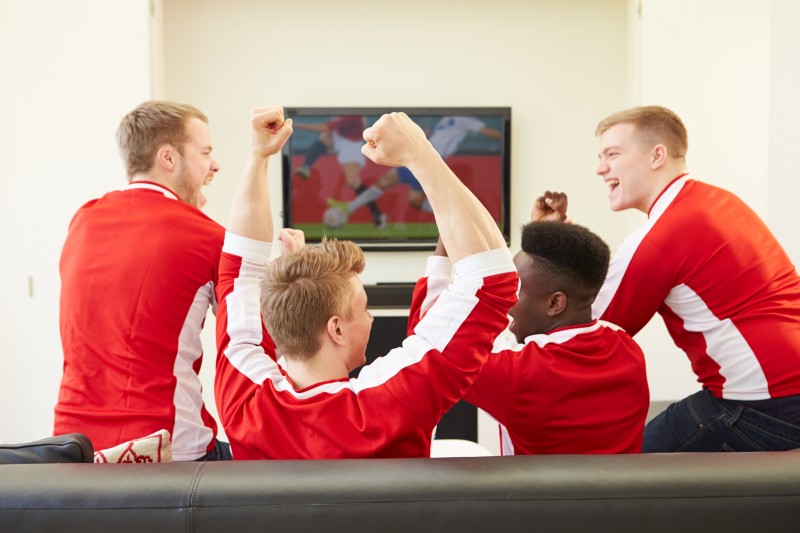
[1,453,800,532]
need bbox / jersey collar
[124,181,179,200]
[647,173,689,217]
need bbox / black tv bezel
[281,106,511,251]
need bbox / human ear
[546,292,567,317]
[651,144,668,169]
[326,316,346,347]
[155,145,175,171]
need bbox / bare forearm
[408,149,505,262]
[227,107,293,242]
[227,154,273,242]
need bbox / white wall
[768,0,800,261]
[634,0,800,402]
[640,0,771,213]
[0,0,151,442]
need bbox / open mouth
[606,178,619,193]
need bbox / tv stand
[364,282,415,309]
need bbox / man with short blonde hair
[55,100,231,461]
[261,238,366,359]
[214,108,518,459]
[116,101,209,180]
[536,105,800,453]
[595,105,688,159]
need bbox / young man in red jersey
[537,105,800,452]
[214,108,518,459]
[410,222,649,455]
[56,101,231,460]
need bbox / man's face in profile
[596,122,657,213]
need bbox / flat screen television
[281,107,511,251]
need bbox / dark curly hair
[520,221,610,297]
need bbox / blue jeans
[195,439,233,461]
[643,390,800,452]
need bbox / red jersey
[55,182,222,460]
[411,257,649,455]
[593,176,800,401]
[214,234,518,459]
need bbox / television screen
[282,107,511,250]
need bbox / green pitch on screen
[296,223,440,240]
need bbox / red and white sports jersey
[410,257,649,455]
[593,175,800,401]
[55,182,223,460]
[466,323,648,455]
[214,234,518,460]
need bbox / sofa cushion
[0,433,93,464]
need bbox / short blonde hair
[116,100,208,180]
[596,105,688,159]
[261,238,366,360]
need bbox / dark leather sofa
[0,433,93,465]
[2,449,800,533]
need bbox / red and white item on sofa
[94,429,173,463]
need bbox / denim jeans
[195,439,233,461]
[643,390,800,452]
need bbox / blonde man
[55,101,231,461]
[537,105,800,452]
[214,108,517,459]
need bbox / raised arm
[215,108,292,451]
[227,107,293,241]
[362,112,505,262]
[531,190,570,222]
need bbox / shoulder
[597,321,646,355]
[650,179,756,246]
[158,204,225,246]
[69,196,102,217]
[144,199,225,252]
[668,179,743,213]
[168,201,224,231]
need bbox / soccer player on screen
[327,116,501,222]
[294,116,385,227]
[214,108,517,459]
